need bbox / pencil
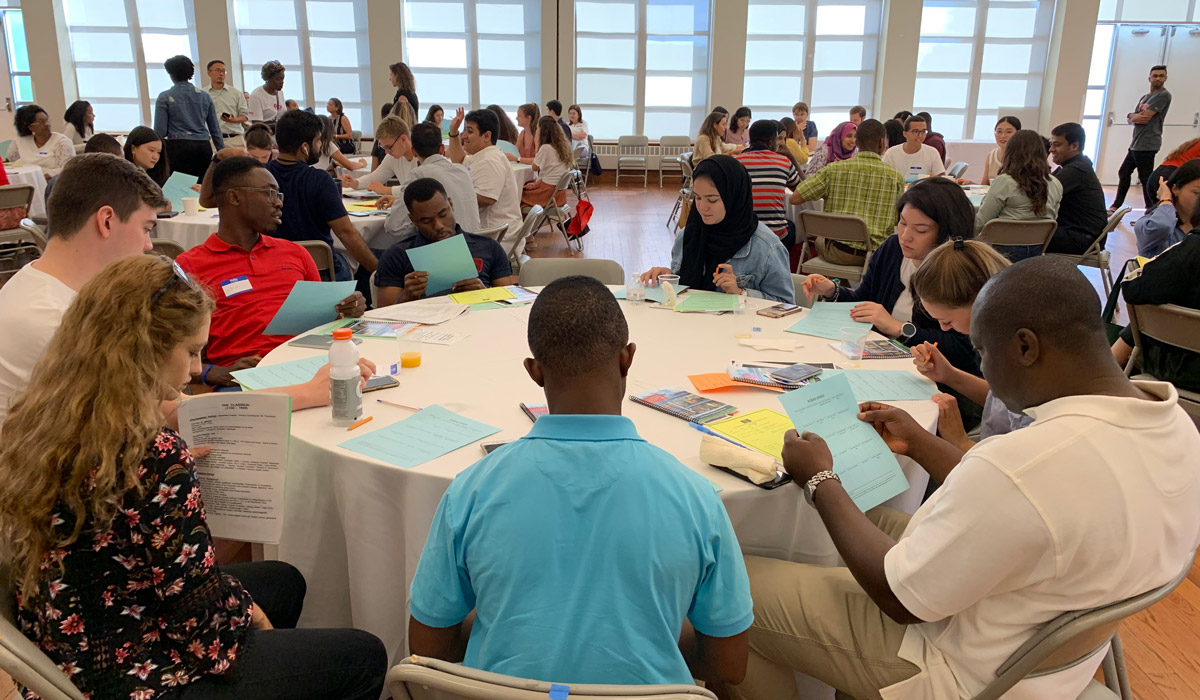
[377,399,422,411]
[346,416,374,431]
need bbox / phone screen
[363,375,399,392]
[772,303,802,312]
[770,363,823,383]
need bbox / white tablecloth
[7,164,47,219]
[258,292,938,670]
[152,198,388,254]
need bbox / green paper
[262,280,357,335]
[785,302,872,340]
[817,369,936,402]
[405,235,479,295]
[339,404,501,468]
[161,171,201,213]
[231,356,327,391]
[673,292,740,313]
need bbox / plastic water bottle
[329,328,362,426]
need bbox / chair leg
[1110,632,1132,700]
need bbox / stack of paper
[364,302,470,325]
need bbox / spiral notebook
[725,366,799,389]
[629,389,738,424]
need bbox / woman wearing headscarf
[640,155,793,303]
[804,121,857,178]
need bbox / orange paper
[688,373,785,393]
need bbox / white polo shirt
[883,144,946,182]
[882,381,1200,700]
[463,144,524,252]
[0,264,76,430]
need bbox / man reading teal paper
[408,275,754,687]
[375,177,517,307]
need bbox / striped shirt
[734,148,800,238]
[794,151,905,250]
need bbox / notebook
[629,389,738,424]
[828,338,913,360]
[725,366,800,389]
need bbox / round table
[258,291,938,669]
[7,164,47,219]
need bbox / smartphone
[156,211,180,219]
[363,375,399,392]
[348,211,372,218]
[712,465,793,490]
[757,302,804,318]
[221,112,232,120]
[768,363,824,385]
[481,441,510,455]
[520,402,548,422]
[288,334,361,350]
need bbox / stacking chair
[539,170,580,252]
[150,239,186,260]
[615,135,649,187]
[795,210,874,284]
[387,655,717,700]
[946,162,969,179]
[1,569,88,700]
[657,136,692,187]
[351,129,362,155]
[297,239,335,278]
[0,184,35,246]
[1047,206,1130,296]
[578,135,595,187]
[519,257,625,287]
[667,153,696,231]
[976,218,1058,258]
[1124,302,1200,421]
[505,205,544,272]
[369,270,383,309]
[473,223,510,247]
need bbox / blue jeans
[997,244,1043,263]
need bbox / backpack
[567,199,593,239]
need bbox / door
[0,12,16,145]
[1159,26,1200,163]
[1095,26,1168,184]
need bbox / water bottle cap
[332,328,353,340]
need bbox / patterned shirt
[17,429,254,700]
[734,148,800,238]
[794,151,905,250]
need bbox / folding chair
[297,239,335,278]
[504,205,544,272]
[351,129,362,155]
[658,136,692,187]
[149,239,186,260]
[796,210,874,284]
[0,185,35,247]
[387,655,717,700]
[667,153,695,231]
[519,257,625,287]
[1125,302,1200,421]
[578,135,595,187]
[976,219,1058,258]
[539,170,580,252]
[947,162,969,179]
[1047,206,1130,296]
[615,135,649,187]
[1,569,88,700]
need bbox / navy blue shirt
[376,226,512,293]
[265,160,347,251]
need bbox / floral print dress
[16,428,255,700]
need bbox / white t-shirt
[534,143,571,189]
[882,381,1200,700]
[892,257,919,324]
[247,86,284,123]
[463,145,524,250]
[883,144,946,182]
[0,264,77,429]
[358,153,417,197]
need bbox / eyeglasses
[231,187,285,203]
[908,129,928,135]
[150,258,193,306]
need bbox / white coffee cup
[182,197,200,216]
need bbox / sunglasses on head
[150,257,194,306]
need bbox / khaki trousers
[815,238,868,267]
[730,507,920,700]
[220,134,246,150]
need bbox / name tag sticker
[220,276,253,298]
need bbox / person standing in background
[1111,65,1171,214]
[249,61,287,125]
[153,55,224,179]
[205,59,249,149]
[388,61,419,117]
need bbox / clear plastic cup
[840,327,869,368]
[658,274,681,308]
[626,273,646,302]
[397,332,422,370]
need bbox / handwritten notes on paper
[339,404,501,468]
[778,373,908,511]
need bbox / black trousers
[177,561,388,700]
[166,138,215,181]
[1113,149,1157,209]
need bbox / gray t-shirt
[980,391,1035,440]
[1130,89,1171,152]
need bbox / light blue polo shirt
[409,413,754,685]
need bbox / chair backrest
[679,153,694,180]
[797,210,872,249]
[658,136,692,160]
[790,274,816,309]
[617,135,649,154]
[297,239,335,275]
[511,205,544,244]
[497,140,520,157]
[0,571,87,700]
[150,239,186,260]
[553,169,576,193]
[972,556,1194,700]
[977,219,1058,251]
[473,224,510,243]
[1127,302,1200,359]
[947,162,969,179]
[369,269,383,308]
[519,257,625,287]
[0,184,34,211]
[1093,206,1132,251]
[388,656,717,700]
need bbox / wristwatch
[803,470,841,506]
[899,322,917,341]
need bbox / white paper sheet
[364,301,469,325]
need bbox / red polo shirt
[177,233,320,366]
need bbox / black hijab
[678,155,759,291]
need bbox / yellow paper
[705,409,796,460]
[448,287,516,304]
[346,201,381,212]
[1136,256,1151,268]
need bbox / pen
[377,399,422,411]
[346,416,374,431]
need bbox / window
[0,8,30,108]
[1080,23,1115,162]
[403,0,543,124]
[743,0,883,135]
[1098,0,1198,21]
[914,0,1054,140]
[575,0,710,140]
[235,0,373,132]
[63,0,198,131]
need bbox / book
[520,402,548,422]
[828,338,913,360]
[629,388,738,424]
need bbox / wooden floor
[530,174,1197,700]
